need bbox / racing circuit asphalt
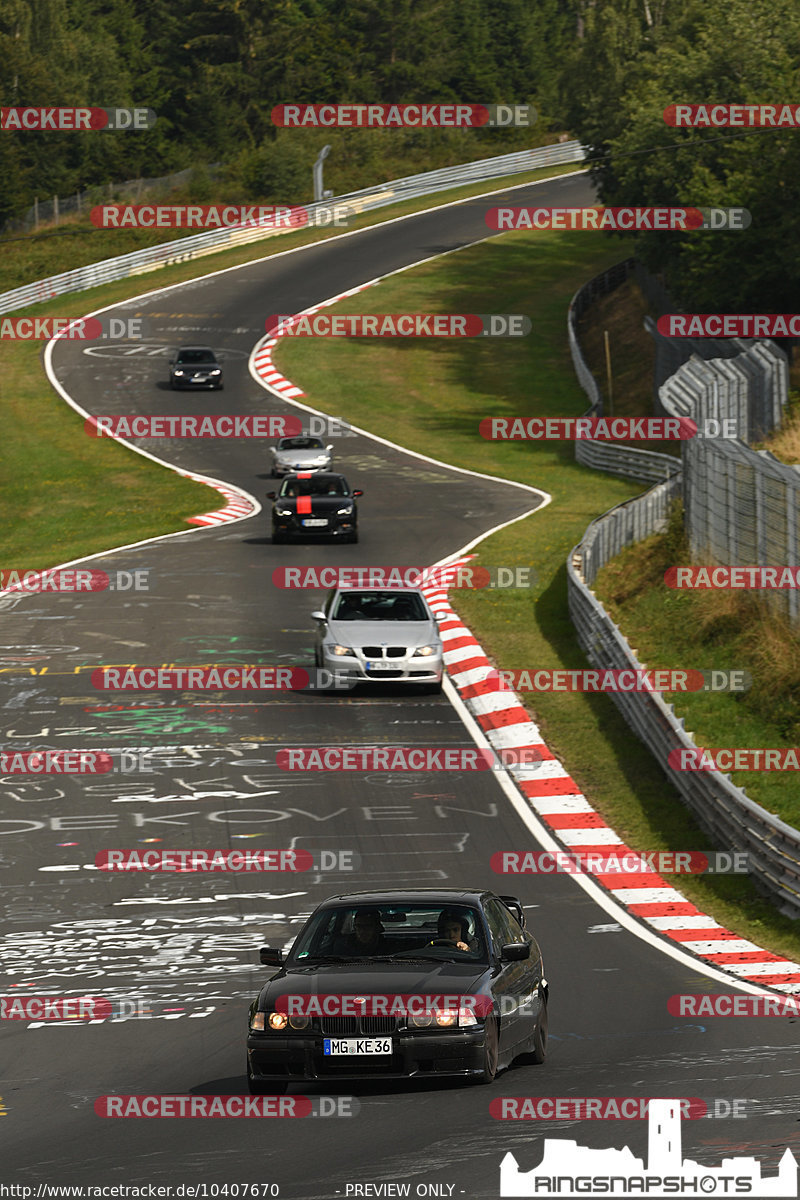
[2,172,799,1194]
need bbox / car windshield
[278,437,324,451]
[176,350,216,364]
[332,591,428,621]
[280,477,348,497]
[289,903,487,963]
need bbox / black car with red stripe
[267,472,362,544]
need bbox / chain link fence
[2,166,223,236]
[565,258,800,915]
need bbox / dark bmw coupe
[246,889,548,1091]
[267,472,361,543]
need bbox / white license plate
[192,374,209,382]
[366,660,398,671]
[302,518,328,527]
[323,1038,392,1056]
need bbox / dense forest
[2,0,800,308]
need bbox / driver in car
[431,910,471,952]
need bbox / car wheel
[531,1002,548,1064]
[475,1014,499,1084]
[517,1001,548,1066]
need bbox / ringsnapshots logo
[491,850,749,875]
[95,1095,357,1118]
[485,206,751,232]
[91,204,347,229]
[95,848,359,872]
[0,107,156,131]
[658,314,800,338]
[498,1098,797,1197]
[86,415,301,439]
[271,565,536,589]
[271,103,537,128]
[265,314,531,338]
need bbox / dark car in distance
[168,345,223,389]
[268,472,361,544]
[246,889,548,1092]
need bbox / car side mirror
[266,491,277,500]
[352,490,363,497]
[500,942,530,962]
[326,444,334,451]
[269,446,277,453]
[168,358,175,365]
[259,947,283,966]
[310,610,327,623]
[434,611,447,622]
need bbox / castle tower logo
[500,1099,797,1197]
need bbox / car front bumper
[273,515,356,538]
[272,462,331,476]
[247,1027,486,1081]
[320,646,443,683]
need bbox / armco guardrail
[567,487,800,917]
[566,261,800,915]
[567,258,681,484]
[0,140,586,317]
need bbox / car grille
[362,646,406,658]
[365,669,404,679]
[320,1015,399,1036]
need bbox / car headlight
[412,645,437,657]
[172,369,184,376]
[210,369,221,375]
[275,508,293,517]
[250,1012,266,1031]
[330,644,354,656]
[267,1012,288,1031]
[408,1006,477,1028]
[288,1014,309,1030]
[336,505,354,516]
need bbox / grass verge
[274,229,800,961]
[1,162,584,572]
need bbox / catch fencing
[567,257,681,484]
[565,259,800,915]
[0,140,586,317]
